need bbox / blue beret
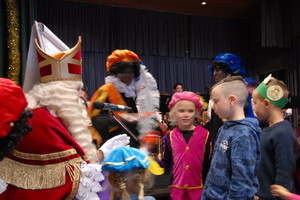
[102,146,149,172]
[208,53,247,77]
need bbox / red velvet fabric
[0,174,74,200]
[0,78,28,138]
[6,107,86,165]
[0,107,87,200]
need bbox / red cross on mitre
[34,37,82,83]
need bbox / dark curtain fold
[36,0,188,57]
[284,37,300,127]
[285,38,300,96]
[260,0,292,48]
[19,0,36,83]
[140,56,214,94]
[0,0,7,77]
[82,52,108,96]
[83,53,214,97]
[35,0,251,96]
[189,16,249,58]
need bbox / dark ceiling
[68,0,260,19]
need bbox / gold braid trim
[66,159,82,200]
[0,157,83,190]
[12,149,79,161]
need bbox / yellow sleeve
[88,85,110,117]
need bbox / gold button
[185,147,190,151]
[184,165,190,170]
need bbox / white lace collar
[105,76,136,98]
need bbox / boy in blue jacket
[201,76,261,200]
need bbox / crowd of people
[0,21,299,200]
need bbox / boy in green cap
[252,75,298,200]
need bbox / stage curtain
[35,0,250,96]
[260,0,292,48]
[284,38,300,126]
[0,0,7,78]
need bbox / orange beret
[106,49,141,72]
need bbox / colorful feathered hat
[208,53,247,77]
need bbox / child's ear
[264,99,271,107]
[229,95,237,106]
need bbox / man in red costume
[0,22,129,200]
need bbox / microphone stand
[109,110,138,141]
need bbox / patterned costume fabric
[201,118,260,200]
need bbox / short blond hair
[211,75,248,106]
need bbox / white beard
[25,80,98,163]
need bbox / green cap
[255,74,289,109]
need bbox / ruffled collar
[105,76,136,98]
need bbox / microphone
[93,101,132,112]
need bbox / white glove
[0,178,7,194]
[99,134,130,158]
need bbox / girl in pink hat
[158,92,214,200]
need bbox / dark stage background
[34,0,253,96]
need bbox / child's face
[174,100,196,130]
[211,85,231,119]
[251,90,267,121]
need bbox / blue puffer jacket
[201,118,261,200]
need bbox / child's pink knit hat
[168,92,203,112]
